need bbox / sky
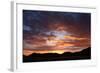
[23,10,91,56]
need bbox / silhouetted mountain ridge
[23,47,91,62]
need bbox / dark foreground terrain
[23,47,91,62]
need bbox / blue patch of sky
[23,25,32,31]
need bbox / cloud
[23,34,90,56]
[23,10,90,56]
[23,25,32,31]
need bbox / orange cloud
[23,35,90,56]
[56,43,74,48]
[64,35,86,40]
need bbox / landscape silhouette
[23,47,91,62]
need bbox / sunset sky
[23,10,91,56]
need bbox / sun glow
[24,49,66,56]
[23,50,34,56]
[49,50,65,54]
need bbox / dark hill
[23,47,91,62]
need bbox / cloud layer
[23,10,91,56]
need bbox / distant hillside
[23,47,91,62]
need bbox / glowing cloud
[23,10,91,56]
